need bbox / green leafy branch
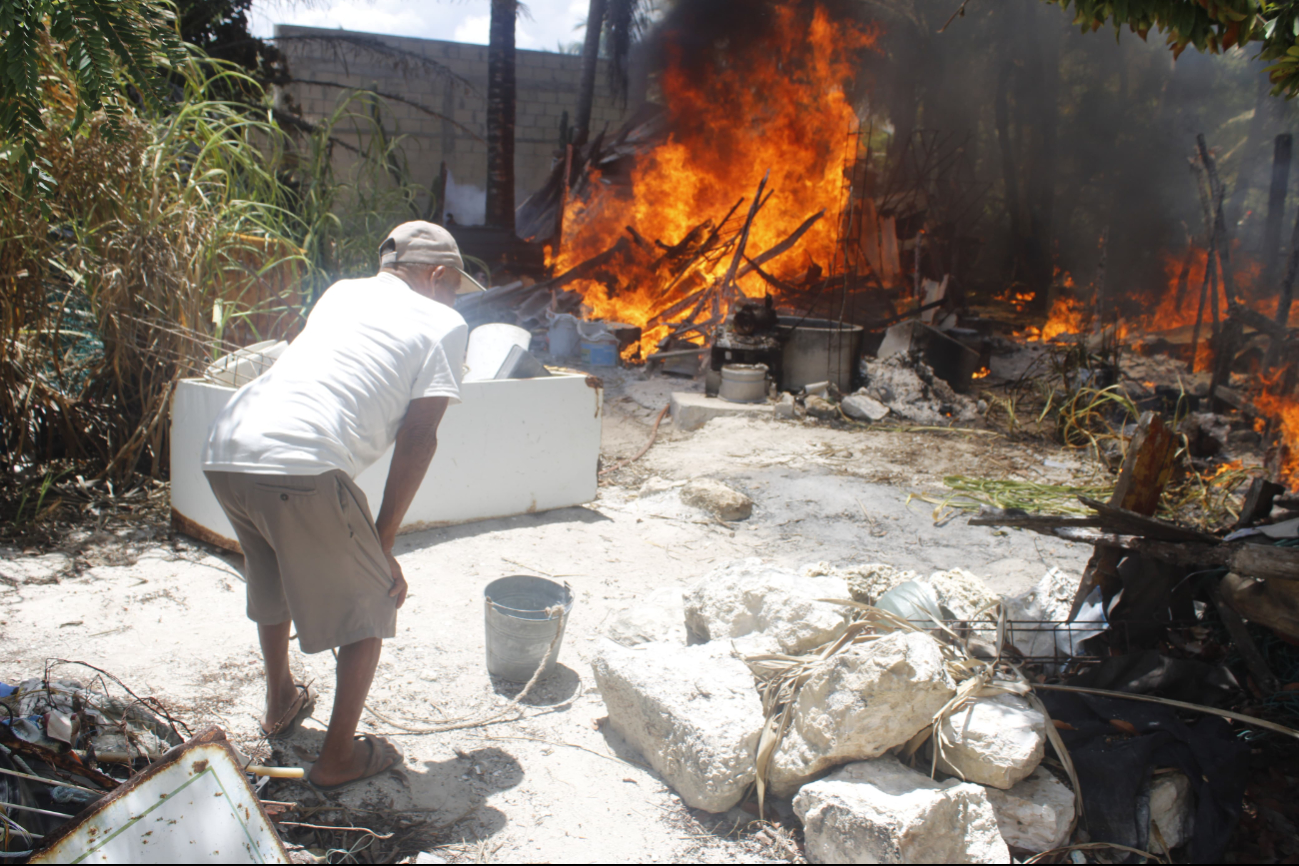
[1,0,186,197]
[1044,0,1299,97]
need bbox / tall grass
[0,45,437,525]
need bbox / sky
[248,0,594,53]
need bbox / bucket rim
[483,574,575,618]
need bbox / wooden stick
[735,210,826,280]
[1030,682,1299,739]
[718,171,771,317]
[0,767,101,795]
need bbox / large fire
[555,4,877,355]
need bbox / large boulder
[794,757,1010,864]
[983,766,1076,852]
[683,559,849,655]
[767,631,956,797]
[932,693,1047,789]
[680,479,754,522]
[604,587,688,647]
[591,639,762,813]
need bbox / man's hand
[387,552,409,608]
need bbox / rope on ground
[599,403,670,476]
[357,606,567,735]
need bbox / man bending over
[202,222,482,789]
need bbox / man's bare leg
[258,620,300,732]
[308,637,393,786]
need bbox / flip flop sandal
[261,683,316,739]
[306,734,403,793]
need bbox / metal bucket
[483,575,574,683]
[777,317,864,393]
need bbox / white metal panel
[29,737,288,864]
[170,374,602,551]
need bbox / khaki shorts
[205,470,397,654]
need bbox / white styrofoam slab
[170,373,603,550]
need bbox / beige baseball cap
[378,221,487,294]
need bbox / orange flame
[1258,376,1299,489]
[555,5,878,356]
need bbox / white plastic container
[464,323,531,381]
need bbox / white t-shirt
[202,272,469,477]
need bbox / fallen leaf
[1052,720,1076,731]
[1109,719,1138,735]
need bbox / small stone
[414,853,448,865]
[681,479,754,521]
[932,693,1047,789]
[682,559,849,655]
[1148,771,1193,851]
[768,631,956,797]
[794,757,1010,864]
[804,395,839,420]
[983,766,1076,852]
[840,394,890,422]
[591,639,763,813]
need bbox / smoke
[636,0,1298,313]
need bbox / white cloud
[250,0,591,52]
[453,13,491,44]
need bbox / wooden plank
[967,512,1102,530]
[1077,496,1218,543]
[1068,411,1176,621]
[1231,544,1299,582]
[1234,477,1287,531]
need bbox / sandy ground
[0,370,1097,863]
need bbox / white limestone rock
[794,757,1011,864]
[1005,567,1083,659]
[591,639,762,813]
[1148,771,1194,851]
[923,568,1001,622]
[984,767,1076,852]
[767,631,956,797]
[604,587,688,647]
[841,394,890,422]
[683,559,849,655]
[933,693,1048,789]
[681,479,754,522]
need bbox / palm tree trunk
[486,0,517,231]
[574,0,607,147]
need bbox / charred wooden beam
[1077,496,1218,544]
[1068,412,1176,620]
[1235,476,1288,531]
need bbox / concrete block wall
[276,25,633,217]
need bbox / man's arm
[374,396,450,606]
